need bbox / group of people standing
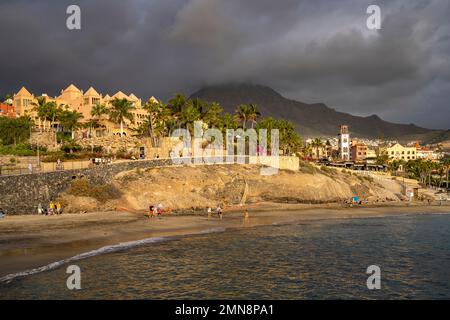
[207,206,250,222]
[207,206,223,220]
[147,204,172,218]
[37,201,62,216]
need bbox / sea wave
[0,227,227,284]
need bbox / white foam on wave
[0,227,227,284]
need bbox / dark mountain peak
[191,82,284,102]
[190,83,434,139]
[366,114,381,120]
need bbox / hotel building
[383,143,417,161]
[13,84,153,136]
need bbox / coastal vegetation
[66,177,122,202]
[388,157,450,188]
[0,116,33,146]
[131,95,303,155]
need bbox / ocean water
[1,213,450,299]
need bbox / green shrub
[61,141,82,153]
[115,147,134,159]
[0,144,36,156]
[299,161,317,174]
[320,166,337,175]
[42,151,66,163]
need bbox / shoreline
[1,203,450,280]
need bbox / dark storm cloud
[0,0,449,129]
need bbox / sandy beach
[1,203,450,279]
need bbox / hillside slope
[58,164,405,213]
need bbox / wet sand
[1,203,450,278]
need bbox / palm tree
[256,117,302,155]
[168,93,187,129]
[108,98,135,137]
[32,98,64,147]
[444,157,450,190]
[142,98,167,146]
[311,138,324,160]
[247,104,261,129]
[235,104,252,129]
[202,102,223,129]
[180,103,201,134]
[218,113,238,133]
[90,103,108,137]
[31,97,49,130]
[58,110,84,139]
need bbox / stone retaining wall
[0,156,299,215]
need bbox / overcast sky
[0,0,449,129]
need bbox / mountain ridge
[190,83,434,139]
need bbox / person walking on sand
[37,203,43,215]
[56,202,62,215]
[207,207,212,219]
[216,206,223,220]
[147,205,154,219]
[49,201,55,215]
[243,209,250,226]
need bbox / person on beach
[216,206,223,220]
[207,207,212,219]
[37,203,43,215]
[56,202,62,215]
[49,201,55,215]
[0,208,6,219]
[243,209,250,226]
[148,205,155,218]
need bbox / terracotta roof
[0,103,16,118]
